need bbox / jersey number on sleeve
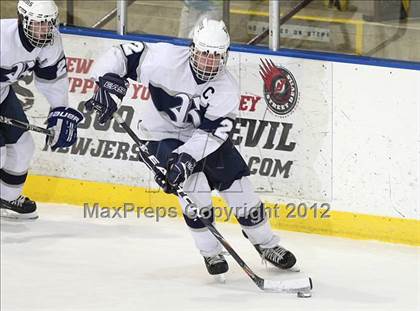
[120,42,145,57]
[213,118,234,141]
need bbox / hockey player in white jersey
[0,0,83,219]
[86,19,297,275]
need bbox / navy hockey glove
[46,107,84,150]
[154,170,177,195]
[154,153,196,194]
[166,153,196,188]
[85,73,128,124]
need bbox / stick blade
[263,277,312,293]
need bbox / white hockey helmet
[190,18,230,82]
[17,0,59,48]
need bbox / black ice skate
[255,244,297,270]
[0,195,38,219]
[203,254,229,275]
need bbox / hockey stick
[0,115,54,137]
[112,111,312,294]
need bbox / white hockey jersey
[0,19,69,108]
[91,41,240,161]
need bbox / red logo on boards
[259,59,299,116]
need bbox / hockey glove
[154,153,196,194]
[46,106,84,150]
[166,153,196,188]
[85,73,128,124]
[154,170,177,195]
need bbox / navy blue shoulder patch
[120,42,145,81]
[34,55,67,81]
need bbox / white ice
[1,203,419,311]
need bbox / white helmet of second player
[190,18,230,82]
[17,0,59,48]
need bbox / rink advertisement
[17,31,420,245]
[20,34,332,202]
[234,55,332,202]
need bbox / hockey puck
[297,291,312,298]
[214,274,226,284]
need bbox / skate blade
[288,266,301,272]
[213,274,226,284]
[297,290,312,298]
[0,209,39,220]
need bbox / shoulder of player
[37,33,65,63]
[1,19,18,38]
[208,70,240,99]
[144,42,188,65]
[213,70,239,91]
[204,72,240,118]
[1,18,17,28]
[146,42,187,52]
[45,31,64,51]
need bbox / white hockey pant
[0,132,35,201]
[178,172,279,257]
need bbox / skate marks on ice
[1,203,419,311]
[0,203,179,244]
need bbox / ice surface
[1,204,419,311]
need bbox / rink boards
[17,28,419,245]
